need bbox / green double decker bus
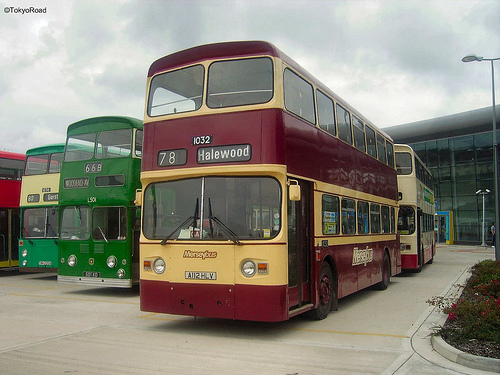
[58,116,143,288]
[19,143,64,272]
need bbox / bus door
[417,207,422,265]
[131,207,141,282]
[0,209,19,268]
[287,179,312,310]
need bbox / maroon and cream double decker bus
[138,41,401,321]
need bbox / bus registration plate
[185,271,217,280]
[83,271,101,278]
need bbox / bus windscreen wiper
[161,198,199,245]
[208,198,241,245]
[46,222,59,244]
[97,226,109,243]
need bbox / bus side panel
[0,180,22,208]
[283,113,398,202]
[329,244,358,299]
[327,238,399,299]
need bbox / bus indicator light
[257,262,268,275]
[143,259,152,271]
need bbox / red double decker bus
[0,151,25,269]
[138,41,401,321]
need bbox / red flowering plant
[428,260,500,358]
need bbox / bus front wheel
[310,263,337,320]
[375,253,390,290]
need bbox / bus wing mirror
[135,189,142,207]
[288,180,301,201]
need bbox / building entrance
[436,211,453,244]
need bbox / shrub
[427,260,500,358]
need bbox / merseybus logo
[352,247,373,266]
[183,250,218,260]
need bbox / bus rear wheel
[310,263,337,320]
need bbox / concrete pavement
[0,244,497,374]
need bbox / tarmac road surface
[0,244,496,375]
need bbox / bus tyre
[375,253,390,290]
[428,245,434,264]
[416,247,423,273]
[310,263,335,320]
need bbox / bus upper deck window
[207,57,273,108]
[395,152,412,175]
[96,129,132,159]
[148,64,204,116]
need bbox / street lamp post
[463,54,500,260]
[476,189,490,247]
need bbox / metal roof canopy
[384,105,500,144]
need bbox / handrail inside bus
[97,226,109,244]
[209,89,272,97]
[0,234,5,254]
[151,95,203,109]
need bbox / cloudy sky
[1,0,499,154]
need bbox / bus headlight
[153,258,166,274]
[67,255,77,267]
[22,249,28,257]
[22,260,27,266]
[117,269,125,279]
[107,256,117,268]
[241,260,256,277]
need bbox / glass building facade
[385,106,500,244]
[410,133,495,243]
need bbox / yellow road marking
[9,292,410,338]
[139,313,184,321]
[139,313,409,338]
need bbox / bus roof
[0,150,25,161]
[148,41,392,141]
[148,41,285,77]
[26,143,65,156]
[67,116,143,135]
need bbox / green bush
[428,260,500,350]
